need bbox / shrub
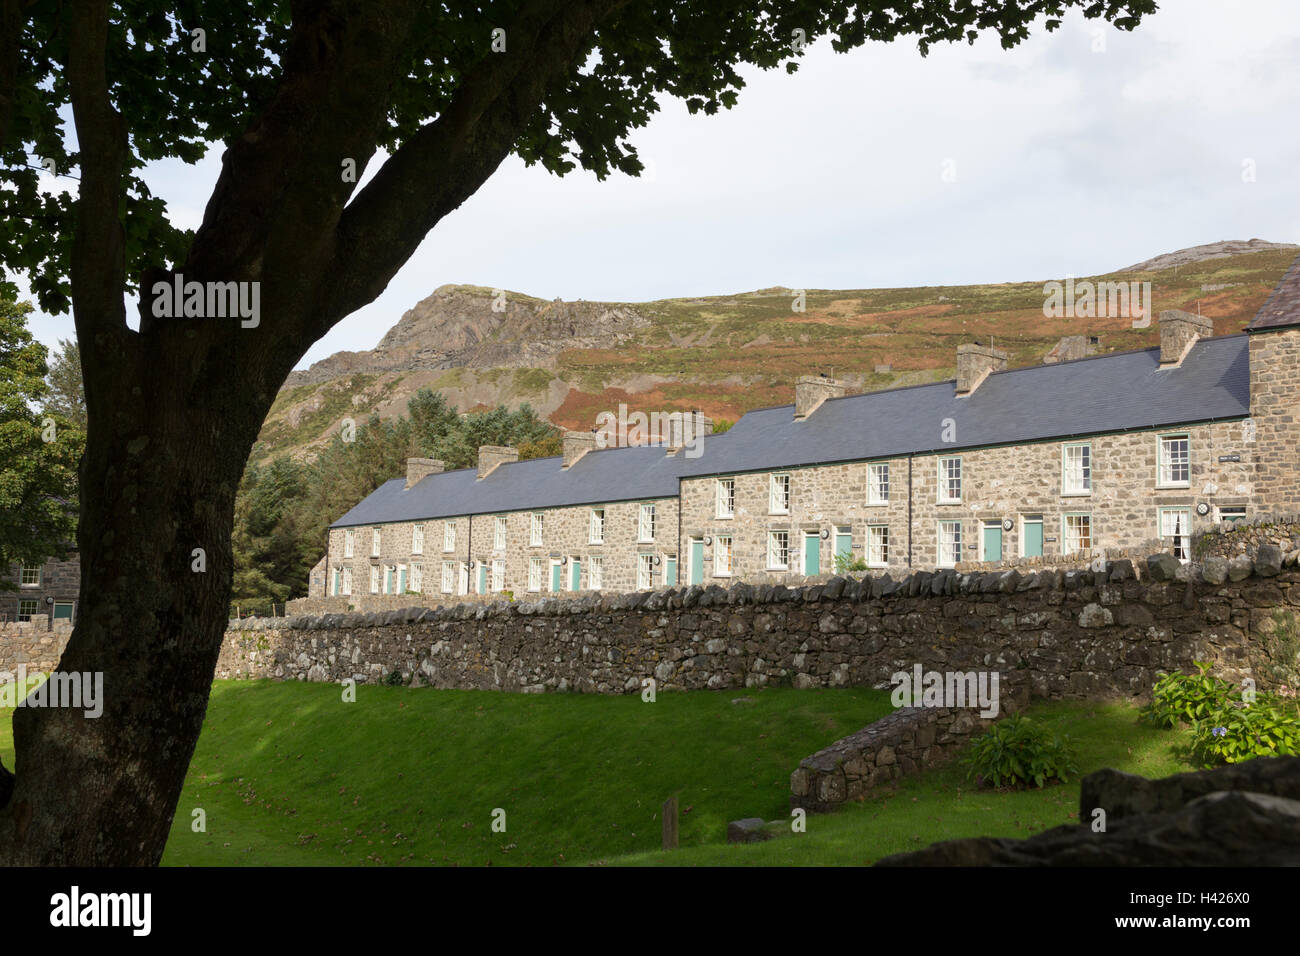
[1138,661,1233,729]
[833,553,869,573]
[1139,660,1300,767]
[1189,696,1300,768]
[964,715,1079,789]
[385,669,404,686]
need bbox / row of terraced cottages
[311,260,1300,602]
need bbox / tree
[0,1,1156,864]
[0,297,80,592]
[43,338,87,432]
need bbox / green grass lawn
[0,682,1196,866]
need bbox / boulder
[1255,544,1284,577]
[1146,553,1180,582]
[1201,555,1228,585]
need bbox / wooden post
[662,796,678,850]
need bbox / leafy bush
[1190,696,1300,767]
[1138,661,1234,728]
[1138,660,1300,767]
[833,552,869,573]
[964,715,1080,789]
[384,669,404,687]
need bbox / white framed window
[494,516,508,551]
[588,555,604,590]
[371,528,381,557]
[441,561,456,594]
[714,535,733,577]
[410,563,423,593]
[770,473,791,514]
[528,557,543,592]
[1158,434,1190,487]
[342,567,353,595]
[492,559,505,592]
[938,457,962,503]
[18,566,40,587]
[1160,507,1192,562]
[867,525,890,567]
[530,512,544,547]
[767,530,790,570]
[637,554,655,590]
[1216,505,1247,526]
[716,478,736,518]
[1063,513,1092,555]
[412,523,425,554]
[17,599,38,622]
[589,508,605,544]
[937,520,962,567]
[638,503,657,542]
[442,521,456,553]
[1062,442,1091,495]
[344,529,355,558]
[868,462,890,505]
[369,565,380,593]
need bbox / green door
[571,558,581,591]
[52,601,73,621]
[1023,518,1043,558]
[398,567,407,593]
[982,524,1002,562]
[384,567,393,593]
[666,556,677,586]
[690,540,704,585]
[478,564,487,594]
[551,562,562,592]
[804,533,820,575]
[835,529,852,566]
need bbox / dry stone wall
[220,553,1300,705]
[0,621,73,675]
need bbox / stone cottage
[306,256,1299,602]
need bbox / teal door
[551,562,562,592]
[478,564,487,594]
[982,524,1002,562]
[571,559,581,591]
[835,529,852,566]
[53,601,73,622]
[666,556,677,585]
[804,534,820,575]
[398,567,407,593]
[690,540,704,585]
[1023,518,1043,557]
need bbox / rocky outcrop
[1120,239,1299,273]
[875,757,1300,866]
[286,286,651,386]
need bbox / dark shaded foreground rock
[876,756,1300,866]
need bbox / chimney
[794,375,848,419]
[1159,309,1213,366]
[562,430,597,468]
[405,457,444,489]
[955,343,1009,395]
[1043,335,1097,364]
[666,410,714,453]
[476,445,518,479]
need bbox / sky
[18,0,1300,369]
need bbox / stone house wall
[1248,327,1300,511]
[2,556,80,625]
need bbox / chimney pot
[955,343,1009,395]
[405,457,444,489]
[1158,309,1212,365]
[794,375,849,418]
[562,430,597,468]
[476,445,518,479]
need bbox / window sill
[715,514,734,520]
[1060,491,1092,498]
[937,499,962,506]
[1156,484,1191,491]
[866,501,889,507]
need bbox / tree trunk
[0,357,268,864]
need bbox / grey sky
[20,0,1300,370]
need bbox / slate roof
[1248,252,1300,331]
[333,332,1251,528]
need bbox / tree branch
[0,0,25,154]
[323,0,630,327]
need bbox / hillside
[251,244,1300,465]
